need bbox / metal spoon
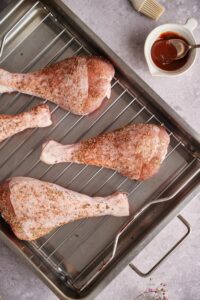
[168,38,200,60]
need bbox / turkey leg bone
[40,124,170,180]
[0,177,129,240]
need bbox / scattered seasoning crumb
[135,281,169,300]
[82,203,90,209]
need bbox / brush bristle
[139,0,165,20]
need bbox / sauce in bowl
[151,32,190,71]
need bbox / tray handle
[129,214,191,277]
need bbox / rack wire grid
[0,0,198,292]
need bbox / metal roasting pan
[0,1,199,299]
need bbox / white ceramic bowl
[144,18,198,76]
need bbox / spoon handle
[191,44,200,49]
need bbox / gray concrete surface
[0,0,200,299]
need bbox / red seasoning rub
[151,32,190,71]
[41,124,170,181]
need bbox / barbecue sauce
[151,32,189,71]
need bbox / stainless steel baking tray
[0,1,199,299]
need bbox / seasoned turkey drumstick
[41,124,170,180]
[0,177,129,241]
[0,104,52,143]
[0,56,115,115]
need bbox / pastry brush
[130,0,165,20]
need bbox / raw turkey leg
[0,104,52,142]
[0,177,129,240]
[40,124,170,180]
[0,56,115,115]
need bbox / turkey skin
[0,56,114,115]
[0,177,129,241]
